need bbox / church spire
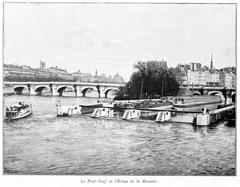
[210,53,213,70]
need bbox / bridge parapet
[180,85,235,91]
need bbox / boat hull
[5,108,32,120]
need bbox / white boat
[155,111,171,122]
[122,109,141,120]
[57,105,82,116]
[91,107,114,118]
[5,102,32,120]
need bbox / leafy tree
[115,61,180,100]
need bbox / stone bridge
[4,82,125,98]
[179,86,236,105]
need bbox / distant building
[189,62,201,71]
[219,66,236,74]
[179,62,236,88]
[3,64,35,81]
[207,71,220,87]
[47,66,67,74]
[71,70,92,82]
[113,73,124,83]
[219,72,236,89]
[177,64,190,71]
[183,70,220,87]
[57,73,74,81]
[40,61,46,71]
[46,66,74,81]
[202,65,209,71]
[183,69,209,86]
[71,69,124,83]
[3,63,74,82]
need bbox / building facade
[47,66,67,74]
[3,63,74,82]
[219,72,236,89]
[179,62,235,88]
[71,70,125,84]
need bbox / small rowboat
[5,102,32,120]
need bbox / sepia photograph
[2,2,236,177]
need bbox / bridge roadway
[4,81,125,98]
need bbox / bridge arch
[208,91,225,104]
[34,85,50,95]
[81,86,97,97]
[192,91,201,96]
[13,85,29,95]
[57,85,75,96]
[104,87,119,98]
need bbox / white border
[0,0,239,187]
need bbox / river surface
[3,95,236,175]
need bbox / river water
[3,95,236,175]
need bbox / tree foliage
[115,61,180,100]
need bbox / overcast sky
[4,3,236,80]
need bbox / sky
[4,3,236,81]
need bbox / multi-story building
[219,72,236,89]
[179,61,235,88]
[207,71,220,87]
[177,64,190,71]
[3,64,36,81]
[3,63,74,82]
[182,69,222,87]
[4,63,125,83]
[183,70,209,86]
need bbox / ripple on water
[3,95,236,175]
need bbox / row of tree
[115,61,180,100]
